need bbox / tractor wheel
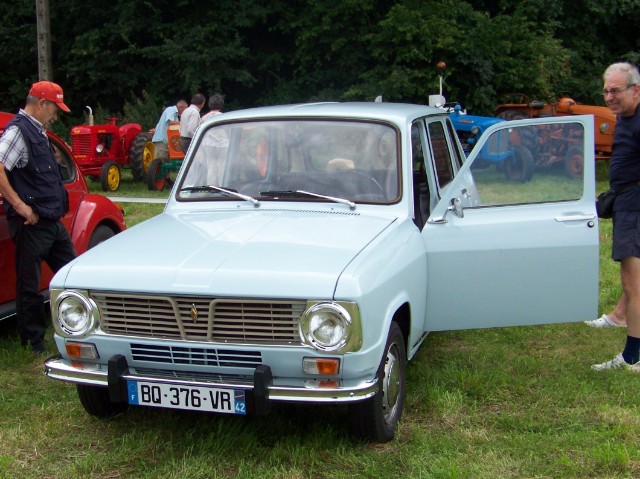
[147,158,166,191]
[564,146,584,179]
[129,132,153,181]
[504,145,534,183]
[100,161,121,192]
[498,109,540,160]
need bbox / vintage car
[0,112,127,320]
[44,103,598,442]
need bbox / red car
[0,112,127,320]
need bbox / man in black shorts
[592,62,640,371]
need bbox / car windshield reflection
[179,119,399,204]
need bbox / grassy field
[0,162,637,479]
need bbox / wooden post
[35,0,52,80]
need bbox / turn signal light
[302,357,340,375]
[65,342,99,359]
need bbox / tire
[76,384,128,418]
[348,322,406,442]
[129,132,153,181]
[564,145,583,179]
[100,160,121,192]
[147,158,166,191]
[88,225,115,249]
[505,145,534,183]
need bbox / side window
[469,122,584,206]
[411,122,430,229]
[445,118,465,169]
[50,139,74,183]
[426,120,455,188]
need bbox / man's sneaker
[584,314,625,328]
[592,353,640,372]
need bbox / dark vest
[4,114,69,219]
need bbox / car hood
[56,208,396,298]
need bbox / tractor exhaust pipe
[86,106,93,126]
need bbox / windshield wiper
[292,190,356,210]
[180,185,260,207]
[260,190,308,198]
[261,189,355,209]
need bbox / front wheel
[147,158,166,191]
[504,145,534,183]
[88,224,115,249]
[100,161,121,192]
[348,322,406,442]
[77,384,128,418]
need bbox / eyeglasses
[602,84,636,96]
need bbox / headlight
[300,302,359,352]
[55,291,97,337]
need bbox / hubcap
[108,166,120,190]
[381,343,400,422]
[143,142,155,172]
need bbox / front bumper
[44,355,379,414]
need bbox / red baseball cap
[29,81,71,112]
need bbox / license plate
[127,380,246,415]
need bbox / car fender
[336,218,427,374]
[69,194,126,254]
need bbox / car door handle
[554,214,596,222]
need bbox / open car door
[423,115,599,331]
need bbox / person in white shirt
[179,93,206,153]
[200,93,225,123]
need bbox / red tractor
[70,107,151,191]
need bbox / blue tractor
[430,62,534,182]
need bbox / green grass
[0,161,637,478]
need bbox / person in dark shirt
[0,81,76,354]
[591,62,640,371]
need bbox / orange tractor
[144,121,185,190]
[494,95,616,178]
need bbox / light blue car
[44,102,599,442]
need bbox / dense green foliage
[1,0,639,135]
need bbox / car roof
[0,111,70,147]
[203,102,447,126]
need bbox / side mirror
[448,197,464,218]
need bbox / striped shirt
[0,110,47,171]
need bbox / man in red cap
[0,80,76,354]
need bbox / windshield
[178,119,399,204]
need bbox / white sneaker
[584,314,625,328]
[591,353,640,372]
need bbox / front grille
[131,343,262,368]
[132,367,254,385]
[93,292,305,345]
[71,134,92,155]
